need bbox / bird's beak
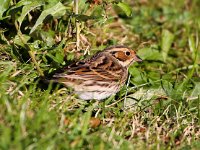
[134,55,143,62]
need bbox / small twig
[105,98,124,108]
[28,50,44,77]
[128,79,163,92]
[169,64,199,74]
[74,0,80,51]
[124,74,131,109]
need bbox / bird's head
[104,45,142,67]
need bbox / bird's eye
[111,51,116,55]
[125,51,131,56]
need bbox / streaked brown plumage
[52,45,142,100]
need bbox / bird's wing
[53,52,125,82]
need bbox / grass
[0,0,200,149]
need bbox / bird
[51,45,142,100]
